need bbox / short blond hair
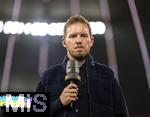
[62,15,93,40]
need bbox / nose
[76,35,82,43]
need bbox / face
[62,22,94,61]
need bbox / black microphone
[65,59,81,108]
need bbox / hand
[60,83,78,106]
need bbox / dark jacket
[36,55,129,117]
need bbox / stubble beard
[68,49,88,62]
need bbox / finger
[69,88,78,93]
[70,97,77,101]
[65,88,78,94]
[66,92,78,98]
[67,83,78,89]
[66,96,77,102]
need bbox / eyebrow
[66,32,90,38]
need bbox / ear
[90,37,94,47]
[62,38,67,48]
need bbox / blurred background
[0,0,150,116]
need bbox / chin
[75,53,85,57]
[73,53,88,61]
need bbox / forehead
[66,22,90,34]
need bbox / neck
[77,60,85,67]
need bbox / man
[36,15,129,117]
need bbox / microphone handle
[69,80,76,108]
[70,101,73,108]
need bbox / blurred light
[0,21,4,33]
[1,20,106,36]
[3,21,24,34]
[23,22,32,35]
[48,22,65,36]
[90,21,106,34]
[30,22,49,36]
[11,21,24,34]
[3,21,12,34]
[15,21,24,34]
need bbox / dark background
[0,0,150,117]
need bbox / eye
[69,34,77,38]
[80,33,88,38]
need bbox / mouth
[75,48,85,52]
[75,45,84,49]
[75,46,84,49]
[74,45,85,52]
